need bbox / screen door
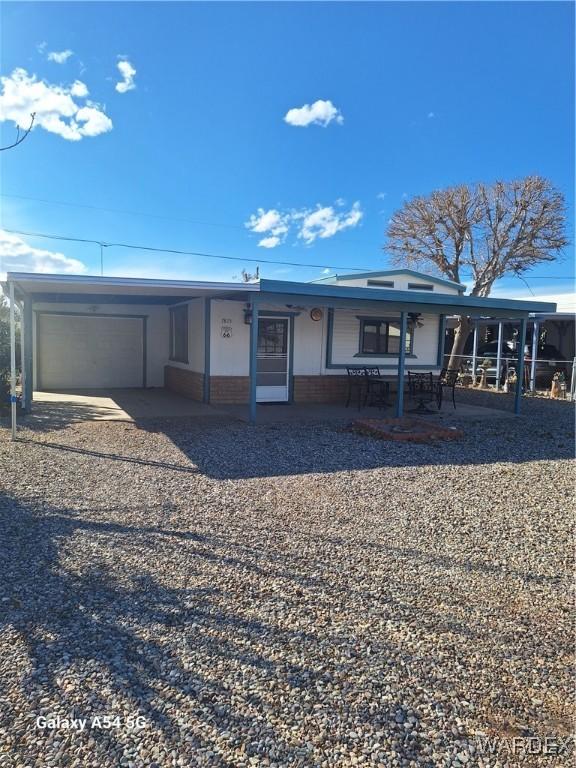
[256,317,290,402]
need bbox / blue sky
[0,1,574,301]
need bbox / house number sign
[220,318,233,338]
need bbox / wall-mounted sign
[221,318,233,338]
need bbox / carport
[2,272,257,437]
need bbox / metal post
[529,320,539,392]
[23,297,33,412]
[203,298,211,404]
[395,312,408,418]
[471,323,478,382]
[17,300,25,410]
[514,318,527,415]
[248,299,259,425]
[9,281,17,439]
[495,321,503,391]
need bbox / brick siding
[210,376,250,404]
[166,372,374,406]
[293,375,349,404]
[164,365,204,402]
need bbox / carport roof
[5,272,258,304]
[4,272,557,317]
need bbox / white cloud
[377,191,387,200]
[258,236,282,249]
[47,50,73,64]
[245,201,363,248]
[427,111,435,118]
[321,268,332,275]
[0,68,112,141]
[0,230,87,274]
[70,80,88,98]
[298,202,363,245]
[245,208,290,248]
[284,99,343,127]
[115,59,136,93]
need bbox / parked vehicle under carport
[466,340,568,388]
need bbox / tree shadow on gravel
[1,495,440,767]
[1,492,572,765]
[0,495,331,766]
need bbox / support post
[249,299,259,425]
[471,322,478,382]
[17,301,25,411]
[514,318,527,415]
[22,296,33,412]
[9,281,17,439]
[495,321,503,391]
[395,311,408,418]
[530,319,539,392]
[203,298,211,404]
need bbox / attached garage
[37,313,146,390]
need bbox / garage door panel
[38,315,144,389]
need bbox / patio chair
[407,371,437,413]
[363,367,390,409]
[345,367,366,409]
[436,367,459,410]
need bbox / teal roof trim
[258,279,556,315]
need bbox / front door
[256,317,290,402]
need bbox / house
[3,269,556,422]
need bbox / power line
[2,227,380,272]
[3,193,574,278]
[0,191,382,248]
[3,224,574,280]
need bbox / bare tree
[0,113,35,152]
[385,176,568,369]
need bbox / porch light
[243,305,253,324]
[408,312,424,328]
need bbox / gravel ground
[0,395,574,767]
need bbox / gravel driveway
[0,396,573,767]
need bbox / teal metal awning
[256,279,557,318]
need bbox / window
[407,282,433,291]
[169,304,188,363]
[258,319,287,355]
[359,318,413,355]
[367,279,394,288]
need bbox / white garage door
[38,314,144,389]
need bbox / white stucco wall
[209,300,328,376]
[208,301,442,376]
[33,302,170,388]
[210,299,249,375]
